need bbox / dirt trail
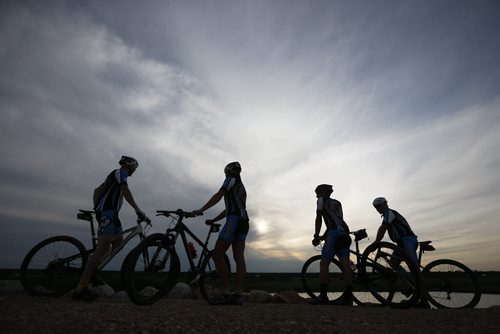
[1,292,500,333]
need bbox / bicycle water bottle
[188,242,197,259]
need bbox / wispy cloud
[1,1,500,271]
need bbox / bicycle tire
[301,255,364,305]
[123,235,179,305]
[360,242,420,308]
[120,233,165,287]
[423,259,481,309]
[198,251,231,303]
[20,236,87,297]
[353,262,385,307]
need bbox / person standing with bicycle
[73,156,148,300]
[372,196,430,308]
[310,184,353,305]
[372,197,419,265]
[191,161,249,303]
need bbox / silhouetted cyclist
[310,184,353,305]
[73,156,148,300]
[372,197,430,308]
[191,161,249,304]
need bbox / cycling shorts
[322,229,350,260]
[218,215,249,243]
[396,235,418,266]
[97,210,123,237]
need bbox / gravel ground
[1,290,500,334]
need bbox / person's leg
[338,256,353,286]
[232,240,246,292]
[76,214,118,294]
[401,236,418,268]
[213,239,231,292]
[110,234,124,252]
[315,231,335,301]
[77,235,111,291]
[338,254,354,305]
[402,236,429,307]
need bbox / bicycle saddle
[419,240,435,251]
[77,209,94,221]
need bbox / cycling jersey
[317,197,348,232]
[380,209,416,244]
[222,175,248,219]
[94,168,129,213]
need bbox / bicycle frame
[162,218,219,272]
[77,209,149,270]
[97,222,147,270]
[155,210,221,274]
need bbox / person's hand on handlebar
[136,209,147,220]
[312,234,321,247]
[190,209,204,217]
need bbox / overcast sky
[1,0,500,272]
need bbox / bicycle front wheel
[353,262,384,307]
[20,236,87,296]
[423,259,481,309]
[199,251,231,303]
[360,242,420,308]
[301,255,364,305]
[123,235,179,305]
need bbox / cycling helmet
[372,197,388,207]
[119,156,139,169]
[224,161,242,175]
[315,184,333,194]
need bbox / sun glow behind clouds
[253,218,269,234]
[1,1,500,271]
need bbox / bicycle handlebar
[137,216,152,225]
[156,209,201,218]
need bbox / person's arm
[312,211,322,246]
[314,211,322,237]
[206,209,227,224]
[121,184,143,214]
[375,224,387,242]
[193,188,225,216]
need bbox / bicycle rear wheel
[423,259,481,309]
[20,236,87,296]
[301,255,365,305]
[199,251,231,303]
[360,242,420,308]
[123,235,179,305]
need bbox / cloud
[0,3,223,225]
[1,1,500,272]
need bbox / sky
[1,0,500,272]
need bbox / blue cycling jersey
[94,167,129,213]
[381,209,416,244]
[317,197,348,232]
[221,175,248,219]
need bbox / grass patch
[3,269,499,294]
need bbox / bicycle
[301,229,421,308]
[20,209,151,297]
[122,209,231,305]
[416,240,481,308]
